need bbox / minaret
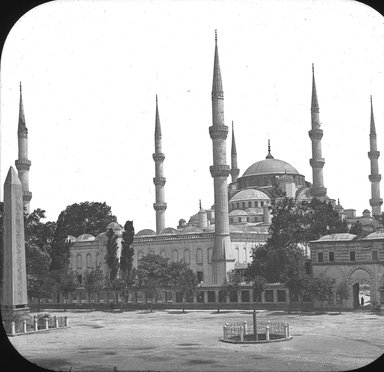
[230,121,240,182]
[266,139,274,159]
[15,82,32,214]
[368,95,382,217]
[153,95,167,234]
[209,31,234,284]
[309,64,327,198]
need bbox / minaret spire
[266,139,274,159]
[15,82,32,213]
[230,121,240,182]
[209,30,234,284]
[368,95,382,217]
[309,64,327,199]
[153,95,167,233]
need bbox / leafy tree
[336,281,350,314]
[169,261,199,313]
[120,220,135,277]
[53,269,78,311]
[105,228,119,282]
[349,221,363,237]
[134,254,169,312]
[217,269,242,313]
[83,265,105,311]
[309,276,335,312]
[50,202,116,270]
[251,275,267,340]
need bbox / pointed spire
[5,166,22,186]
[199,199,202,210]
[370,95,376,135]
[155,94,161,139]
[212,29,223,98]
[266,139,274,159]
[311,63,319,113]
[231,121,237,156]
[18,82,27,135]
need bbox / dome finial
[266,139,274,159]
[199,199,202,210]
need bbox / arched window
[243,247,247,263]
[230,217,233,223]
[160,251,166,258]
[138,251,143,261]
[96,253,99,265]
[208,248,213,264]
[172,250,179,262]
[76,254,82,269]
[196,249,203,265]
[235,248,239,262]
[86,253,92,269]
[184,250,190,265]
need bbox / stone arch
[322,265,346,285]
[346,265,376,304]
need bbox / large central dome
[242,158,299,177]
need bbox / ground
[6,309,384,371]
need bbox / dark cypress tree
[120,220,135,278]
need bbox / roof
[136,229,156,237]
[278,174,295,184]
[229,209,249,217]
[77,234,95,241]
[160,227,178,235]
[364,230,384,240]
[230,188,270,201]
[180,225,203,234]
[242,158,299,177]
[314,233,357,242]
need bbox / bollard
[11,321,16,335]
[54,316,59,328]
[286,323,289,337]
[23,319,27,333]
[266,325,270,341]
[240,326,244,342]
[223,324,227,340]
[64,315,68,327]
[284,324,288,338]
[33,316,38,332]
[44,317,49,330]
[243,321,248,334]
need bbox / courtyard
[7,309,384,371]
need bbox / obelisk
[1,167,29,323]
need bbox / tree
[349,221,363,237]
[50,202,116,270]
[105,228,119,282]
[53,269,78,311]
[309,276,335,312]
[120,220,135,278]
[251,275,267,340]
[0,202,3,293]
[134,254,169,312]
[336,281,350,314]
[217,269,242,313]
[169,262,199,313]
[83,265,105,311]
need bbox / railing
[222,320,290,342]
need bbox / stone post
[64,316,68,327]
[1,167,29,324]
[11,321,16,335]
[54,316,58,328]
[223,323,228,339]
[33,316,38,331]
[44,317,49,330]
[243,321,248,334]
[240,326,244,342]
[266,325,270,341]
[23,319,27,333]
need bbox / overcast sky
[1,0,384,233]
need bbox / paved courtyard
[7,309,384,371]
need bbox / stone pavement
[6,309,384,371]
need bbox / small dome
[180,225,203,234]
[334,204,343,210]
[242,158,299,177]
[107,222,123,230]
[136,229,156,237]
[364,230,384,240]
[188,213,199,224]
[230,189,270,202]
[77,234,95,241]
[160,227,178,235]
[66,235,77,243]
[229,209,249,217]
[318,233,357,241]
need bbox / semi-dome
[77,234,95,241]
[160,227,178,235]
[230,188,270,201]
[136,229,156,236]
[229,209,249,217]
[242,158,299,177]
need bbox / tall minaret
[309,64,327,199]
[153,95,167,234]
[368,95,382,217]
[209,31,234,284]
[230,121,240,183]
[15,82,32,214]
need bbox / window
[76,254,82,269]
[248,201,252,207]
[372,250,378,261]
[329,252,335,262]
[243,247,247,263]
[86,253,92,269]
[242,202,246,208]
[236,202,240,209]
[184,250,190,265]
[229,290,238,302]
[230,217,233,223]
[317,252,324,263]
[264,290,274,302]
[350,251,355,261]
[207,291,216,302]
[197,271,203,282]
[246,217,250,222]
[277,290,287,302]
[196,249,203,265]
[255,201,259,207]
[172,250,178,262]
[197,291,204,303]
[208,248,213,264]
[235,248,239,262]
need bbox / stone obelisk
[1,167,29,323]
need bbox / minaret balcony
[153,202,167,211]
[310,187,327,197]
[368,150,380,160]
[370,198,383,207]
[209,125,228,140]
[152,153,165,162]
[153,177,166,186]
[210,165,230,178]
[23,191,32,201]
[15,159,31,171]
[369,174,382,183]
[309,158,325,168]
[17,128,28,137]
[308,128,323,140]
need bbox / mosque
[13,33,384,307]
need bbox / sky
[1,0,384,233]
